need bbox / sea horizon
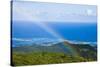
[12,21,97,42]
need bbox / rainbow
[16,7,80,56]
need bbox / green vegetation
[12,42,97,66]
[12,51,96,66]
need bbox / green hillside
[12,41,97,66]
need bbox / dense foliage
[12,51,96,66]
[12,42,97,66]
[13,52,87,65]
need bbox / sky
[12,1,97,23]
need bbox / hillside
[12,41,97,66]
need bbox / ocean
[12,21,97,46]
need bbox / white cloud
[12,38,32,41]
[12,1,97,23]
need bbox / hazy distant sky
[12,1,97,23]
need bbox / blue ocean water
[12,21,97,43]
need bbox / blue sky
[12,1,97,23]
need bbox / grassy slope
[13,52,88,65]
[12,42,97,66]
[12,52,96,66]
